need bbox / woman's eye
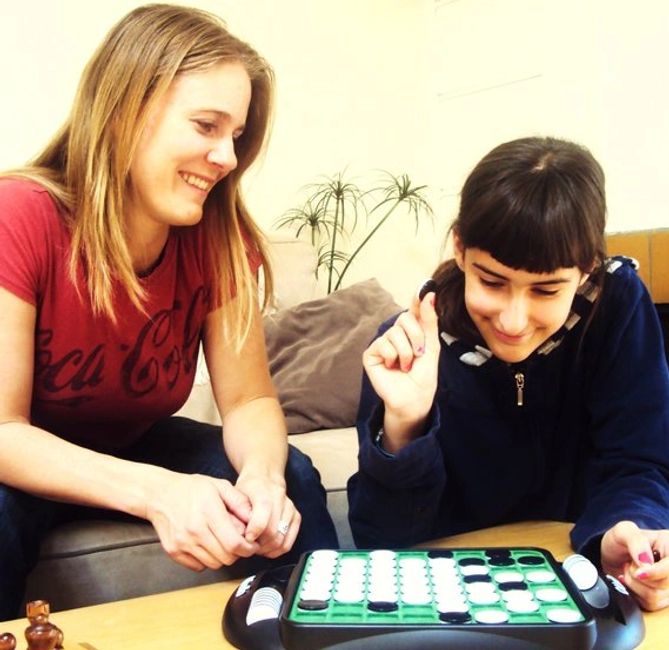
[480,277,503,289]
[195,120,217,134]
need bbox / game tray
[222,547,645,650]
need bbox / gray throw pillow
[264,278,402,433]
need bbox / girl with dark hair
[348,136,669,610]
[0,4,336,621]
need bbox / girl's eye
[533,288,560,297]
[480,277,503,289]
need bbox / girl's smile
[454,238,588,363]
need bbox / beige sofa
[23,230,669,610]
[22,230,669,612]
[24,237,402,611]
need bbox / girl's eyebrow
[472,262,572,285]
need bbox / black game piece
[418,279,436,301]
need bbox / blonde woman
[0,3,336,620]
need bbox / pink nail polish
[416,346,425,355]
[637,571,650,580]
[638,552,653,564]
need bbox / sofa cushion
[290,427,358,490]
[264,278,401,433]
[24,520,257,609]
[263,235,320,310]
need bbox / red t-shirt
[0,178,253,450]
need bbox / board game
[279,547,595,649]
[223,546,645,650]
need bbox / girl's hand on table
[601,520,669,611]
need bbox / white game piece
[493,571,524,583]
[506,599,540,613]
[460,564,490,576]
[546,608,584,623]
[536,587,568,602]
[525,570,556,583]
[562,554,599,591]
[475,609,509,624]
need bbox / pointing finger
[418,292,439,350]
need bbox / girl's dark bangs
[463,184,593,273]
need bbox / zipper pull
[514,372,525,406]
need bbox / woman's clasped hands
[144,468,299,572]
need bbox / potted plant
[275,170,434,293]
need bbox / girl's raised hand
[362,290,440,429]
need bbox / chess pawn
[24,622,60,650]
[25,600,64,650]
[30,619,63,650]
[0,632,17,650]
[54,626,64,650]
[26,600,50,623]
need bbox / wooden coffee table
[2,520,667,648]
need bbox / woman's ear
[453,232,466,271]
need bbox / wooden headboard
[606,229,669,303]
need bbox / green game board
[279,548,596,650]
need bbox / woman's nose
[207,137,238,174]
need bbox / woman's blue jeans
[0,416,338,621]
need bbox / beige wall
[1,0,666,306]
[430,0,669,236]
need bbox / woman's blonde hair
[6,3,274,347]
